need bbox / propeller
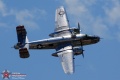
[80,40,84,58]
[78,22,80,30]
[82,53,84,58]
[78,22,81,33]
[71,22,81,38]
[81,46,84,58]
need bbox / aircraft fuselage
[14,34,100,49]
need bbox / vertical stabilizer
[16,25,30,58]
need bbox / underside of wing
[55,6,69,32]
[54,6,71,37]
[57,44,74,74]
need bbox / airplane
[14,6,100,74]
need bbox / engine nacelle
[73,47,84,56]
[52,47,84,57]
[70,28,80,34]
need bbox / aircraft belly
[29,44,57,49]
[27,34,98,49]
[72,39,95,47]
[27,40,94,49]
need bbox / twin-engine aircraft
[14,6,100,74]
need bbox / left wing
[49,6,72,37]
[55,6,70,32]
[56,43,74,74]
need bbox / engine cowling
[73,47,84,56]
[52,47,84,57]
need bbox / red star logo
[1,70,11,79]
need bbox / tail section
[16,25,30,58]
[16,25,27,48]
[24,36,29,49]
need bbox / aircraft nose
[95,36,100,43]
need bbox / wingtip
[59,6,65,9]
[65,71,74,75]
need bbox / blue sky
[0,0,120,80]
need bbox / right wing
[56,43,74,74]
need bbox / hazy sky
[0,0,120,80]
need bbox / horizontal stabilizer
[16,25,30,58]
[19,48,30,58]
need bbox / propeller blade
[80,40,84,58]
[82,53,84,58]
[78,22,80,30]
[81,46,84,58]
[78,22,82,33]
